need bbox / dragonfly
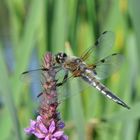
[22,31,130,109]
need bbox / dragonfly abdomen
[81,69,130,109]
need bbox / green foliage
[0,0,140,140]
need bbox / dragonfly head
[55,52,67,64]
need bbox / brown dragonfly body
[55,52,130,109]
[22,31,130,109]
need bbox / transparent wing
[56,77,91,103]
[21,68,91,103]
[21,68,76,101]
[21,69,41,83]
[21,66,66,86]
[90,53,123,80]
[20,69,43,98]
[81,31,115,64]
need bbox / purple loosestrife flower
[25,116,68,140]
[24,53,68,140]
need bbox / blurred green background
[0,0,140,140]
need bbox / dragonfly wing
[21,66,63,85]
[56,77,91,103]
[81,31,115,63]
[90,53,124,80]
[20,69,44,98]
[21,67,79,102]
[21,69,43,85]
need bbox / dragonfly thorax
[55,52,67,64]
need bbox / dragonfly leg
[56,70,69,87]
[37,92,43,98]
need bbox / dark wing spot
[101,59,105,63]
[92,65,96,68]
[22,71,28,74]
[95,40,99,46]
[102,31,107,34]
[112,53,117,56]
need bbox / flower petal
[33,131,45,139]
[52,138,57,140]
[53,131,64,137]
[49,120,55,133]
[60,135,69,140]
[44,135,50,140]
[39,122,48,133]
[24,119,37,135]
[30,120,36,127]
[37,115,42,121]
[24,127,33,134]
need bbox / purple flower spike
[25,116,68,140]
[24,53,68,140]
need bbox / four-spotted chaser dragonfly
[22,31,130,109]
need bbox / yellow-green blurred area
[0,0,140,140]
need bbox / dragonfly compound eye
[55,52,67,64]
